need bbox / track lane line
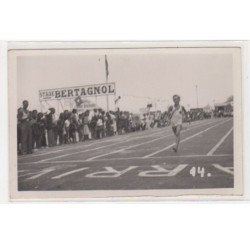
[213,164,234,175]
[167,164,188,176]
[35,133,168,163]
[18,126,173,159]
[206,127,233,156]
[143,119,232,158]
[85,119,228,162]
[17,153,233,165]
[25,119,222,164]
[51,167,89,179]
[20,125,178,162]
[25,167,57,180]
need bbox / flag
[75,96,83,107]
[105,55,109,82]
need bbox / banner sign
[139,108,149,114]
[39,82,115,101]
[76,99,98,111]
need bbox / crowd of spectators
[17,100,169,155]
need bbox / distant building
[203,104,213,113]
[214,101,233,117]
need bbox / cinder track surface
[18,118,234,191]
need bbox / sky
[17,48,234,113]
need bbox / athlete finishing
[168,95,187,152]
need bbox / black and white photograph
[1,0,250,249]
[8,44,243,199]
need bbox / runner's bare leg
[174,125,181,151]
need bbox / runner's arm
[182,106,188,121]
[167,106,173,120]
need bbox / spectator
[110,111,117,135]
[18,100,32,155]
[57,113,65,145]
[90,109,98,139]
[95,114,104,139]
[64,115,70,144]
[106,112,113,136]
[83,110,90,140]
[78,113,84,142]
[37,112,47,148]
[30,110,39,150]
[69,116,77,143]
[46,108,56,147]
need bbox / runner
[168,95,187,152]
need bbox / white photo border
[8,41,245,201]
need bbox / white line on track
[19,120,229,164]
[32,120,218,163]
[25,167,56,180]
[17,153,233,165]
[18,172,36,178]
[213,164,234,175]
[51,167,89,179]
[84,119,225,161]
[137,165,188,177]
[143,119,232,158]
[136,165,188,177]
[35,133,168,163]
[22,127,176,162]
[85,135,172,161]
[18,126,172,159]
[18,121,223,164]
[18,119,214,160]
[167,164,188,176]
[206,127,233,156]
[85,166,138,178]
[18,137,126,159]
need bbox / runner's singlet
[171,105,183,127]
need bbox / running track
[18,118,234,190]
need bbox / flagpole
[40,100,43,113]
[105,55,109,111]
